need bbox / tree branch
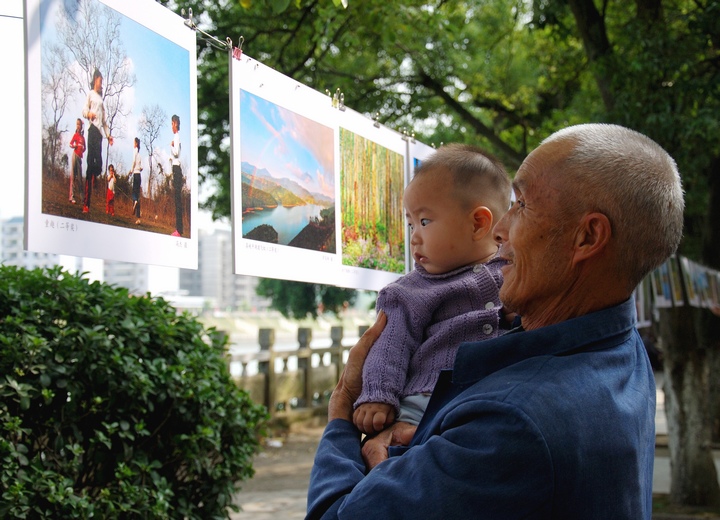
[417,70,525,168]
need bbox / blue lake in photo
[242,204,327,244]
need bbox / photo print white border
[24,0,199,268]
[230,54,419,292]
[230,54,342,286]
[336,106,408,291]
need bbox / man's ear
[572,212,612,265]
[471,206,494,240]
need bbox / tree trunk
[659,305,720,507]
[566,0,616,111]
[701,310,720,445]
[701,155,720,444]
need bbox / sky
[240,90,335,199]
[0,0,218,292]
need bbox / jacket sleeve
[306,400,553,519]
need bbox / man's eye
[516,199,526,209]
[420,219,430,226]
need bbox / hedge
[0,266,267,519]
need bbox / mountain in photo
[241,161,332,210]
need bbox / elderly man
[306,124,684,519]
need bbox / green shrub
[0,266,267,519]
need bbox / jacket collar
[452,297,637,385]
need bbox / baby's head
[404,144,511,274]
[414,144,511,222]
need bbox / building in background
[104,260,150,294]
[179,228,270,312]
[1,217,269,312]
[1,216,59,269]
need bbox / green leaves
[0,266,267,519]
[256,278,357,319]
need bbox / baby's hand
[353,402,395,434]
[501,307,519,327]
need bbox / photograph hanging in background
[667,255,685,306]
[239,90,335,252]
[230,55,342,286]
[710,270,720,308]
[24,0,198,268]
[650,260,673,308]
[410,140,436,178]
[339,124,406,278]
[679,256,701,307]
[635,277,653,328]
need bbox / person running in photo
[106,164,116,217]
[82,68,113,214]
[170,114,183,237]
[128,137,143,225]
[353,144,513,434]
[68,118,85,205]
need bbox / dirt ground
[230,425,325,520]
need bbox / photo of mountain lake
[239,90,336,253]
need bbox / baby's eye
[407,222,414,230]
[420,218,430,226]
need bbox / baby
[353,144,513,434]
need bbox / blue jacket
[306,298,655,519]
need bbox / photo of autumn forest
[240,90,336,253]
[340,128,405,273]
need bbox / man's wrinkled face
[493,141,577,323]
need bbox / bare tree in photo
[56,0,136,178]
[138,104,167,199]
[41,43,72,176]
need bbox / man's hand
[353,402,395,434]
[327,311,387,422]
[362,421,417,470]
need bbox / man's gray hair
[543,123,684,289]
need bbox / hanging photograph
[239,90,335,252]
[410,140,437,177]
[679,256,701,307]
[710,270,720,308]
[230,55,341,286]
[692,261,714,308]
[24,0,198,268]
[338,109,407,291]
[650,261,673,308]
[667,256,685,306]
[635,277,653,328]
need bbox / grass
[41,169,191,236]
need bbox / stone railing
[227,325,369,420]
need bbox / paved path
[229,426,321,519]
[230,374,720,519]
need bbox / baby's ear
[472,206,494,238]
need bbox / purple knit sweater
[355,256,507,413]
